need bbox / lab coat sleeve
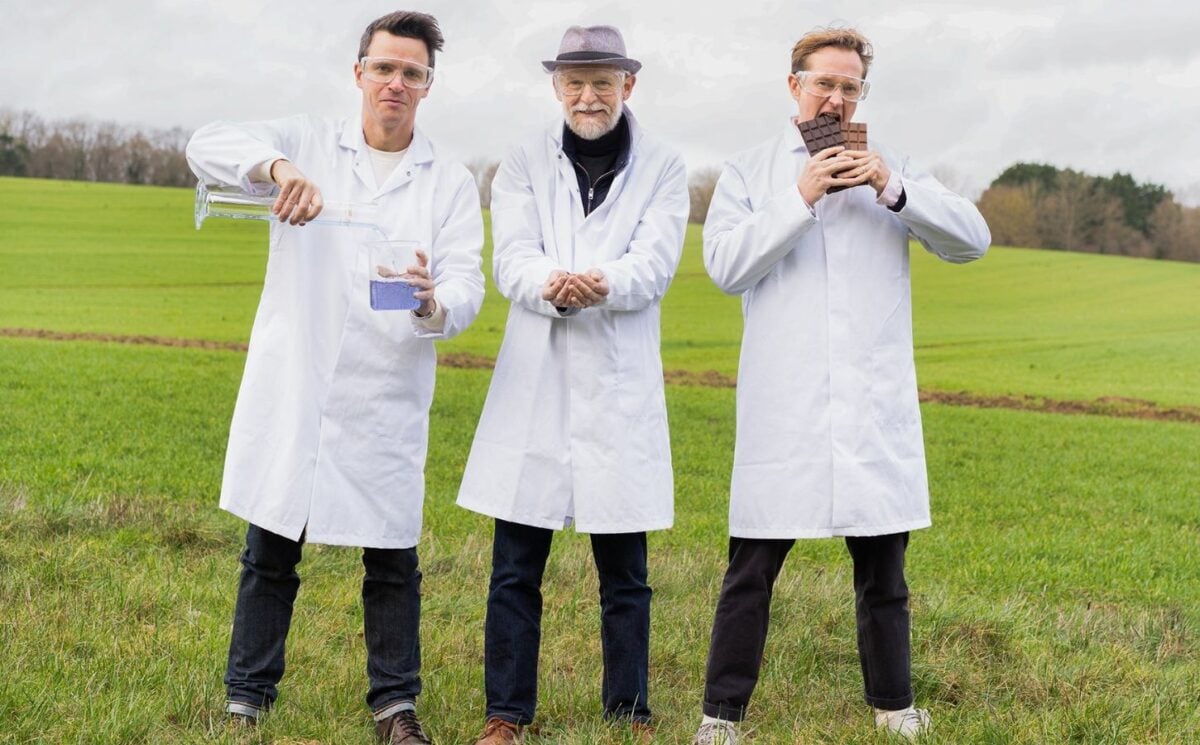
[412,165,486,340]
[490,148,569,318]
[186,115,309,196]
[702,161,819,295]
[893,154,991,264]
[591,154,689,312]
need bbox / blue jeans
[484,519,653,725]
[224,524,422,716]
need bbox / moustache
[571,104,612,114]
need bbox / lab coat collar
[784,116,807,152]
[561,112,633,179]
[339,115,434,195]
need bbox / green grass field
[1,177,1198,743]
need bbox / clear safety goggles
[360,57,435,89]
[792,71,870,102]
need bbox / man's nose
[578,84,599,104]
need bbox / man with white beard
[457,24,689,745]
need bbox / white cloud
[2,0,1198,203]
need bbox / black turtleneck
[561,113,631,215]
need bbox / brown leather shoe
[631,721,654,743]
[473,716,524,744]
[375,709,433,744]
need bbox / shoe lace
[390,710,432,743]
[484,717,518,736]
[696,721,736,744]
[879,707,929,736]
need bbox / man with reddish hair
[691,25,989,744]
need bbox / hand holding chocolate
[796,115,868,193]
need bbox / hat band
[556,50,626,62]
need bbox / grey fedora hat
[542,25,642,74]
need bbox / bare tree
[465,159,500,209]
[152,126,194,187]
[688,166,721,224]
[977,184,1040,248]
[1037,170,1109,252]
[1094,198,1150,257]
[1180,207,1200,263]
[88,122,126,182]
[1149,199,1200,262]
[0,108,196,187]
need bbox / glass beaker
[194,183,383,235]
[368,240,422,311]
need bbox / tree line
[977,163,1200,263]
[0,110,192,187]
[4,109,1197,263]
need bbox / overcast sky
[4,0,1199,203]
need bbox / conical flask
[194,182,385,236]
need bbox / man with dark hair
[457,23,688,745]
[186,10,483,744]
[358,10,445,68]
[689,25,990,744]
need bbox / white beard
[564,99,623,140]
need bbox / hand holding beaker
[269,160,324,226]
[404,249,437,317]
[369,240,422,311]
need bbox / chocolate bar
[797,115,845,154]
[795,115,869,193]
[842,121,868,151]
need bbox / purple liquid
[370,279,419,311]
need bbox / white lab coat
[704,121,990,539]
[457,111,688,533]
[186,114,484,548]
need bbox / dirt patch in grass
[919,390,1200,424]
[439,352,497,369]
[1,327,248,352]
[6,327,1197,424]
[664,368,738,388]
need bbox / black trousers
[702,533,912,720]
[224,525,422,715]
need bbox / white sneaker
[874,707,931,740]
[691,719,739,745]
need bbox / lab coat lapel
[549,123,579,269]
[339,118,378,195]
[774,120,805,202]
[375,128,433,197]
[338,118,431,198]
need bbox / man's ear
[787,74,803,103]
[622,73,636,101]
